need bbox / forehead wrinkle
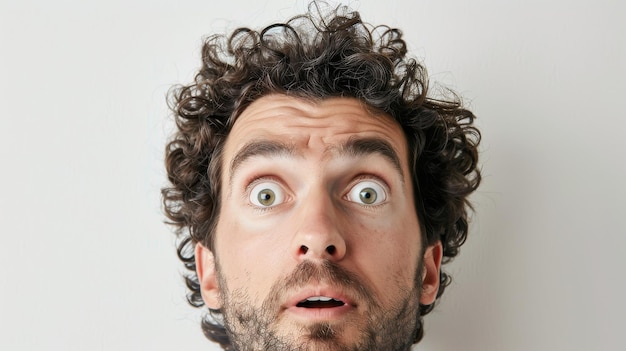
[228,139,298,184]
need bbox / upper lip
[286,285,356,308]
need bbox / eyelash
[244,176,287,211]
[344,175,390,207]
[242,174,390,211]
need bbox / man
[163,2,480,350]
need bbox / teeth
[305,296,334,302]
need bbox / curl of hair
[162,3,480,348]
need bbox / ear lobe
[419,241,443,305]
[195,243,222,309]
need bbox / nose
[292,192,347,262]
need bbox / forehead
[223,94,408,162]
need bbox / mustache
[263,260,378,310]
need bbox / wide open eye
[249,182,285,207]
[346,180,387,205]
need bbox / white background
[1,0,624,350]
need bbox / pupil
[359,188,377,204]
[258,189,275,206]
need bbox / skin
[196,94,442,350]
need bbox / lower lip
[286,303,354,322]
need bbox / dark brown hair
[162,2,480,348]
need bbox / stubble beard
[216,260,424,351]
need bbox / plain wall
[1,0,624,350]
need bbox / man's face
[196,94,442,351]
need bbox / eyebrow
[228,137,405,183]
[340,137,404,182]
[229,140,297,183]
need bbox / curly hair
[162,2,480,348]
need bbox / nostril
[300,245,309,254]
[326,245,336,255]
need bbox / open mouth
[296,296,345,308]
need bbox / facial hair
[216,259,424,351]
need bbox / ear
[419,241,443,305]
[195,243,222,309]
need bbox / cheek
[215,206,291,299]
[350,215,421,299]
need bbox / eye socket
[346,180,387,205]
[249,182,286,207]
